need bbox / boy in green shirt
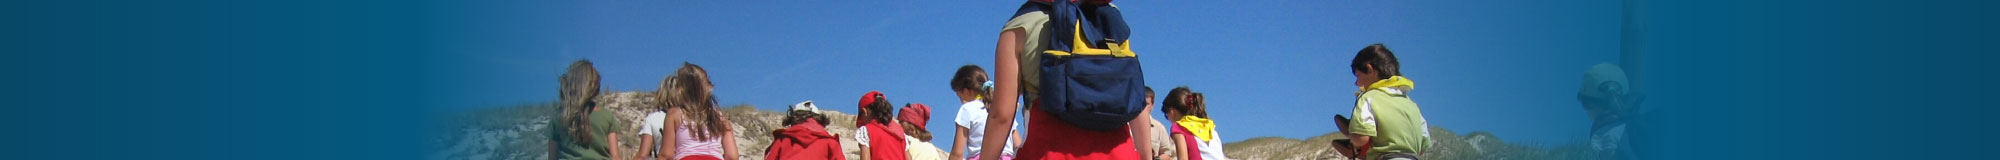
[1334,44,1432,160]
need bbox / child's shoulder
[1358,89,1405,99]
[957,102,986,112]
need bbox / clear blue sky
[435,0,1625,148]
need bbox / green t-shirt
[1348,87,1431,159]
[553,110,622,160]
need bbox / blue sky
[435,0,1626,148]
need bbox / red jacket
[863,121,909,160]
[765,119,846,160]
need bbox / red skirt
[1015,102,1140,160]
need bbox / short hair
[1145,86,1155,98]
[1351,43,1402,79]
[783,110,829,127]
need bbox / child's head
[660,62,729,140]
[857,91,895,125]
[898,103,934,141]
[1160,86,1207,119]
[950,65,990,102]
[560,60,602,110]
[785,101,829,127]
[1579,63,1636,122]
[558,59,601,145]
[1144,86,1156,109]
[1351,43,1402,88]
[787,110,829,127]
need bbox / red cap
[859,90,885,109]
[898,103,932,130]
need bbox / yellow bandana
[1175,116,1218,142]
[1363,76,1415,94]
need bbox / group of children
[768,64,1234,160]
[550,1,1432,160]
[550,62,741,160]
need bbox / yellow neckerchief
[1357,76,1416,96]
[1175,116,1218,142]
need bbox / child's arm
[636,134,655,159]
[858,142,871,160]
[661,108,684,160]
[718,109,740,160]
[949,126,969,160]
[607,132,622,160]
[858,126,872,160]
[1350,135,1371,156]
[1346,99,1380,159]
[1009,129,1024,148]
[1171,133,1189,160]
[981,28,1025,160]
[1129,110,1154,160]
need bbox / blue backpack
[1014,0,1145,131]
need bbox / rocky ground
[432,91,1592,160]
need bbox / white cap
[1580,63,1630,99]
[790,100,820,114]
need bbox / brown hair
[949,65,991,104]
[784,110,829,127]
[861,94,895,125]
[900,121,932,141]
[659,62,732,140]
[1161,86,1208,118]
[1351,43,1403,79]
[558,60,601,146]
[1145,86,1155,104]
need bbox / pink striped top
[673,123,726,159]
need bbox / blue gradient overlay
[2,0,1996,159]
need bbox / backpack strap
[1043,22,1134,57]
[1040,1,1135,57]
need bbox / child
[1161,87,1228,160]
[946,65,1023,160]
[855,91,909,160]
[767,101,846,160]
[1579,63,1641,160]
[1144,86,1177,160]
[657,63,741,160]
[986,1,1152,159]
[637,105,667,159]
[1335,44,1432,160]
[900,103,947,160]
[550,60,623,160]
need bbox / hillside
[430,91,1594,160]
[1221,126,1600,160]
[430,91,912,160]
